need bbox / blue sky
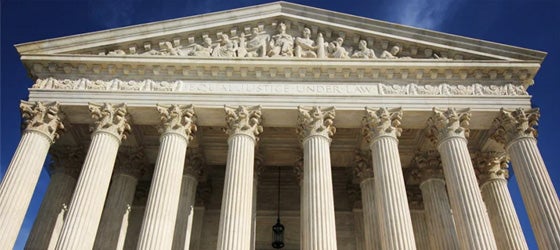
[1,0,559,249]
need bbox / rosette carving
[156,104,197,140]
[296,106,336,140]
[224,105,263,140]
[363,107,402,142]
[20,101,65,141]
[474,151,509,184]
[88,103,131,141]
[426,107,471,144]
[490,108,539,145]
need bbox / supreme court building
[1,2,559,250]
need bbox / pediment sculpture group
[107,22,448,60]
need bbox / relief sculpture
[103,20,463,60]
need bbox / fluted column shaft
[137,133,189,249]
[0,101,63,249]
[302,135,338,250]
[217,134,256,249]
[360,178,380,250]
[429,108,497,250]
[189,206,205,250]
[172,174,199,250]
[371,136,416,250]
[438,138,497,249]
[94,174,139,249]
[25,170,78,249]
[481,178,528,249]
[419,178,460,249]
[410,210,430,250]
[55,131,122,249]
[56,103,130,249]
[217,105,262,250]
[352,209,365,250]
[508,137,560,248]
[250,177,258,250]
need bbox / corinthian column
[56,103,131,249]
[94,147,146,249]
[427,108,497,250]
[25,146,82,249]
[354,151,380,250]
[172,149,205,250]
[217,105,263,250]
[297,106,338,250]
[346,184,364,250]
[364,107,416,250]
[415,151,460,250]
[0,101,64,249]
[491,108,560,249]
[475,151,528,250]
[137,104,197,250]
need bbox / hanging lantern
[271,218,285,248]
[271,167,285,249]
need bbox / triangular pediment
[15,2,545,62]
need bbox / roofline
[14,1,546,62]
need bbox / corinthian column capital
[156,104,197,140]
[354,150,373,182]
[491,108,539,146]
[427,107,471,144]
[474,151,509,184]
[184,148,205,179]
[415,150,444,182]
[20,101,65,142]
[363,107,402,142]
[224,105,263,140]
[48,145,84,178]
[88,103,131,141]
[296,106,336,140]
[114,146,146,178]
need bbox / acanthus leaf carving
[473,151,509,184]
[426,107,471,144]
[297,106,336,140]
[156,104,197,140]
[184,147,205,180]
[354,150,373,182]
[362,107,403,142]
[48,145,84,178]
[490,108,539,145]
[224,105,263,140]
[114,146,147,178]
[88,102,132,141]
[415,150,444,182]
[20,101,65,142]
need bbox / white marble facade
[1,2,559,250]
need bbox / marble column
[217,105,263,250]
[172,149,205,250]
[364,107,416,250]
[293,156,304,249]
[354,151,380,250]
[190,182,211,250]
[427,108,497,250]
[55,103,131,250]
[410,210,430,250]
[250,153,264,250]
[0,101,64,249]
[25,146,82,249]
[94,147,146,249]
[475,151,528,250]
[297,106,338,250]
[416,151,460,250]
[346,183,364,250]
[491,108,560,249]
[137,104,197,250]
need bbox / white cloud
[383,0,465,30]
